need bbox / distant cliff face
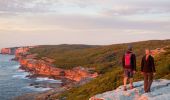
[18,57,98,81]
[0,48,17,55]
[12,46,98,82]
[1,48,11,54]
[1,47,31,55]
[15,47,30,55]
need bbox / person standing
[122,45,136,91]
[141,49,156,93]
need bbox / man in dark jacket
[141,49,156,93]
[122,46,136,91]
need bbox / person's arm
[151,57,156,72]
[134,54,136,71]
[141,57,144,72]
[132,54,137,71]
[122,55,125,68]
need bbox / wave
[12,72,29,79]
[35,77,62,83]
[23,86,52,92]
[17,69,26,72]
[11,65,20,69]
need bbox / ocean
[0,54,61,100]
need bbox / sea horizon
[1,38,170,50]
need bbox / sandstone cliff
[1,47,18,55]
[12,46,98,82]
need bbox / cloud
[0,0,57,15]
[0,0,170,32]
[0,0,170,16]
[101,0,170,16]
[0,0,170,49]
[1,13,170,34]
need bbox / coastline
[1,40,169,100]
[1,46,98,100]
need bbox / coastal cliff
[0,43,167,84]
[5,46,98,82]
[0,46,99,96]
[0,46,98,100]
[1,47,18,55]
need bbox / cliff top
[90,79,170,100]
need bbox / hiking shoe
[130,85,134,89]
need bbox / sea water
[0,54,61,100]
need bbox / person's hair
[145,48,150,51]
[145,48,151,54]
[127,45,133,51]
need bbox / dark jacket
[122,51,136,71]
[141,55,156,73]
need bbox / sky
[0,0,170,49]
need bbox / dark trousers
[143,72,153,92]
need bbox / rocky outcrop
[1,47,18,55]
[1,48,11,54]
[19,58,62,77]
[13,46,98,82]
[0,47,33,55]
[19,57,98,82]
[89,79,170,100]
[15,47,30,55]
[64,67,98,81]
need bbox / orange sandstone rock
[1,48,11,54]
[13,46,98,82]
